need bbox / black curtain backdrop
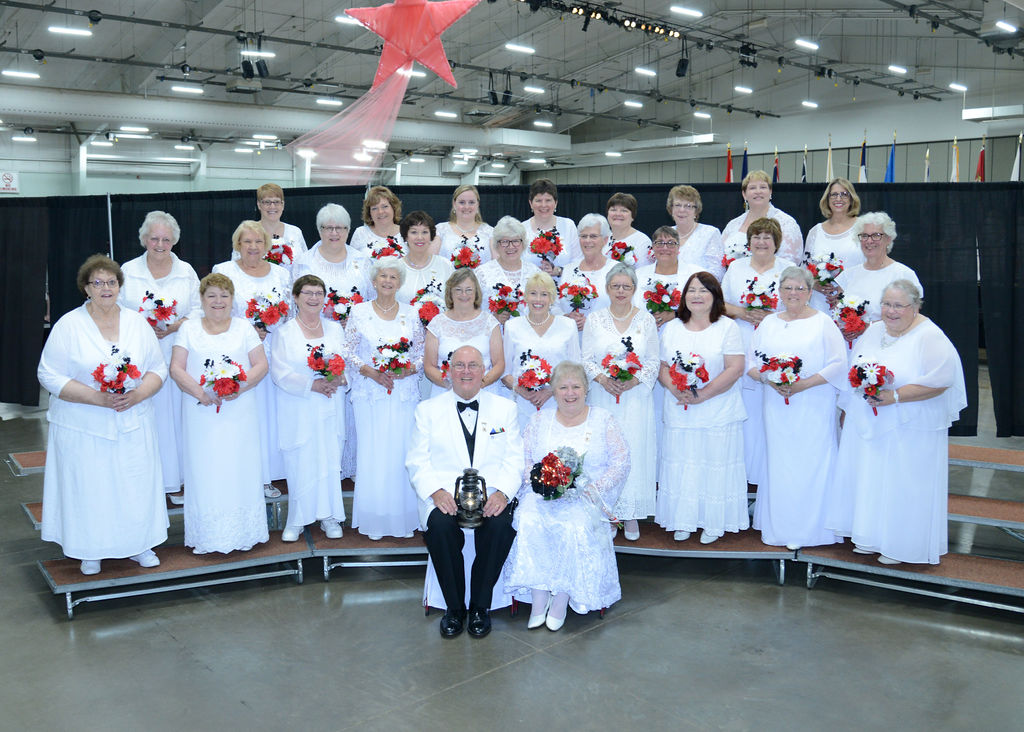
[4,181,1022,436]
[0,197,49,405]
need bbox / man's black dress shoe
[467,607,491,638]
[440,608,466,639]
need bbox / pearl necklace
[527,310,552,327]
[373,299,398,315]
[610,307,634,323]
[404,256,430,270]
[297,313,322,331]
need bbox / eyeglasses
[299,289,325,298]
[858,232,886,242]
[320,225,347,233]
[880,301,912,311]
[652,240,679,248]
[828,191,851,199]
[259,199,284,207]
[497,238,523,247]
[781,285,809,293]
[672,202,697,210]
[608,283,635,292]
[579,233,604,241]
[89,278,119,289]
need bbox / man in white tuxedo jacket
[407,345,524,639]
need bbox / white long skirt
[151,376,184,491]
[656,423,749,535]
[740,383,767,486]
[41,421,168,560]
[589,385,654,520]
[281,405,347,529]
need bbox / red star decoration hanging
[346,0,481,89]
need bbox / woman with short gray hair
[746,265,847,550]
[560,213,616,333]
[580,262,659,540]
[476,216,540,327]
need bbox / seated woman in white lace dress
[505,361,630,632]
[423,268,504,397]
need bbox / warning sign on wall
[0,171,19,193]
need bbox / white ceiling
[1,0,1022,167]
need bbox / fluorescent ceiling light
[505,43,535,54]
[296,149,317,159]
[335,15,362,25]
[734,85,753,94]
[434,110,458,118]
[523,85,545,94]
[156,157,196,163]
[317,98,343,107]
[460,147,478,154]
[794,38,819,51]
[635,66,657,77]
[491,162,506,168]
[2,69,41,79]
[996,20,1018,33]
[605,151,622,157]
[452,160,467,165]
[669,7,703,19]
[353,152,373,162]
[240,50,275,58]
[174,144,195,151]
[694,111,711,119]
[623,100,643,108]
[115,133,151,139]
[524,158,546,164]
[363,139,387,150]
[398,67,427,77]
[234,148,254,153]
[533,120,553,128]
[252,134,278,140]
[91,140,114,147]
[12,135,37,142]
[48,26,92,37]
[949,82,968,92]
[478,171,504,177]
[120,125,149,132]
[530,149,545,153]
[240,140,261,146]
[801,100,819,108]
[408,157,425,163]
[888,65,907,75]
[171,85,203,94]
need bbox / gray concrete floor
[2,369,1023,731]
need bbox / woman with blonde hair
[437,184,494,264]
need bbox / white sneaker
[264,484,282,499]
[167,491,185,506]
[673,530,691,541]
[129,550,160,568]
[80,560,101,575]
[281,526,302,542]
[699,531,721,545]
[877,555,902,565]
[320,519,343,539]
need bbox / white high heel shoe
[528,596,552,629]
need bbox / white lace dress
[426,311,502,397]
[827,319,966,563]
[504,407,630,613]
[292,242,373,479]
[656,318,748,536]
[721,256,796,486]
[270,318,347,529]
[502,314,581,430]
[342,301,424,538]
[119,252,201,492]
[604,230,652,266]
[437,222,494,265]
[175,317,269,554]
[804,223,863,312]
[559,259,616,318]
[475,260,540,320]
[673,223,726,280]
[748,310,847,547]
[349,226,405,255]
[722,204,804,267]
[211,259,292,484]
[581,308,659,521]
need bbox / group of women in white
[38,174,966,619]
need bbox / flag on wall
[924,147,931,182]
[801,145,808,182]
[950,138,960,182]
[857,139,868,183]
[975,139,986,182]
[825,135,834,181]
[741,145,749,180]
[883,133,896,182]
[1012,133,1022,182]
[725,143,734,183]
[772,146,780,183]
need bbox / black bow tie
[457,399,479,413]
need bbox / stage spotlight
[488,73,498,105]
[32,49,46,62]
[241,60,255,79]
[675,57,689,77]
[256,59,269,78]
[87,9,102,24]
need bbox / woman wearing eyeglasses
[746,266,846,550]
[833,212,924,346]
[255,183,308,273]
[667,185,726,279]
[804,178,864,312]
[475,216,540,327]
